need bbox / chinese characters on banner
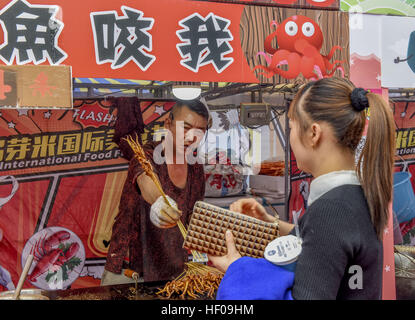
[0,0,243,81]
[176,13,234,73]
[0,100,119,175]
[0,0,67,65]
[91,7,156,71]
[0,128,119,170]
[0,0,349,83]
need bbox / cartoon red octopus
[253,15,344,80]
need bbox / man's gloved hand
[150,196,182,229]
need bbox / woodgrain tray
[184,201,279,258]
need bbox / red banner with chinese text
[0,0,349,83]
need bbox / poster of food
[21,227,85,290]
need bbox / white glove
[150,196,182,229]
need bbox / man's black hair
[170,99,210,122]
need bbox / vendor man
[101,100,209,285]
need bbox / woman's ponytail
[357,93,396,240]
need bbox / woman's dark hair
[288,77,396,240]
[170,99,212,128]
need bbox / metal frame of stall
[72,79,300,221]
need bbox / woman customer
[209,77,395,300]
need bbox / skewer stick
[13,254,34,300]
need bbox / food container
[0,289,49,300]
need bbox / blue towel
[216,257,294,300]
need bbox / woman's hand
[208,230,242,273]
[230,198,275,223]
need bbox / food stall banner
[0,100,174,291]
[341,0,415,16]
[0,0,349,83]
[193,0,340,10]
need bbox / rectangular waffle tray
[183,201,279,258]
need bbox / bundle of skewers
[156,262,223,299]
[122,134,223,299]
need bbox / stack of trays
[183,201,279,258]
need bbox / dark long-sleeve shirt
[291,184,383,300]
[105,141,206,282]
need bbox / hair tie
[351,88,369,112]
